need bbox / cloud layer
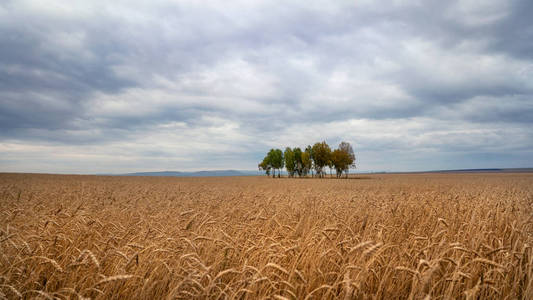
[1,0,532,173]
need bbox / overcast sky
[1,0,532,173]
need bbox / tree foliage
[339,141,356,169]
[259,141,355,179]
[258,153,272,177]
[284,147,296,177]
[270,148,284,178]
[293,147,303,177]
[304,145,313,177]
[311,141,332,178]
[301,150,311,177]
[331,141,356,178]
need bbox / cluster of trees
[258,141,356,178]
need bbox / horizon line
[1,167,533,177]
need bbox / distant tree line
[258,141,356,178]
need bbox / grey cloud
[487,1,533,60]
[0,9,135,134]
[1,0,532,172]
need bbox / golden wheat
[0,172,532,299]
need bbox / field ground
[0,173,532,299]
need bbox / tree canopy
[270,148,284,178]
[284,147,296,177]
[311,141,331,178]
[331,145,355,178]
[293,147,303,176]
[259,141,356,178]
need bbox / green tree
[305,145,313,177]
[270,148,284,178]
[293,147,303,177]
[338,141,356,177]
[331,149,349,178]
[301,151,311,177]
[302,146,313,177]
[311,141,332,178]
[258,154,272,177]
[284,147,296,177]
[266,149,276,178]
[327,154,334,178]
[259,141,353,179]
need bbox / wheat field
[0,173,532,299]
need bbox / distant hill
[419,168,533,173]
[120,170,262,177]
[115,168,533,177]
[426,168,503,173]
[367,168,533,174]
